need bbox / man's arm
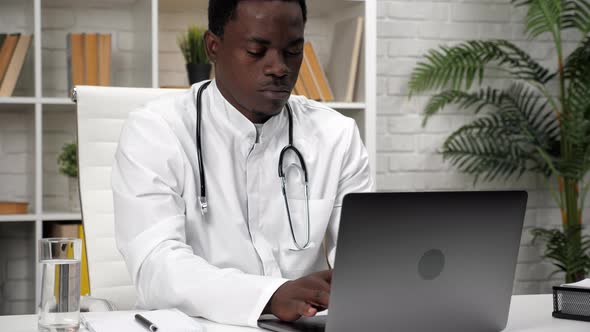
[112,110,287,327]
[260,118,374,322]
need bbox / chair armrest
[80,295,118,312]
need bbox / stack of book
[0,33,32,97]
[293,42,334,102]
[67,33,112,96]
[294,16,364,103]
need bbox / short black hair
[208,0,307,37]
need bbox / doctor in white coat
[112,0,373,327]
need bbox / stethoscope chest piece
[195,81,311,250]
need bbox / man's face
[206,0,305,123]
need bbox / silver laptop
[259,191,527,332]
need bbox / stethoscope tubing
[195,81,311,250]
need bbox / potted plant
[58,142,80,212]
[408,0,590,283]
[178,25,211,85]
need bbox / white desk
[1,295,588,331]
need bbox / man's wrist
[263,300,272,315]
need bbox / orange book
[299,53,321,100]
[293,75,307,96]
[69,33,85,89]
[0,34,20,86]
[304,42,334,102]
[84,33,98,85]
[98,34,111,86]
[0,34,31,97]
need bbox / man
[112,0,373,327]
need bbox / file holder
[552,286,590,322]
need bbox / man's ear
[204,30,220,64]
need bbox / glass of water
[38,238,82,332]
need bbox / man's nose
[264,50,289,78]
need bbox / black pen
[135,313,159,332]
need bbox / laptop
[258,191,527,332]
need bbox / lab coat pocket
[261,197,335,278]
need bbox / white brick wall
[377,0,587,293]
[0,112,34,205]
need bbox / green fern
[408,40,552,96]
[562,1,590,34]
[409,0,590,282]
[532,225,590,283]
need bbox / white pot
[68,177,81,212]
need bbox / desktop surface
[0,295,588,332]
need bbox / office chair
[75,85,185,310]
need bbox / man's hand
[264,270,332,321]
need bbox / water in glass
[38,257,80,331]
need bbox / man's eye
[247,49,265,57]
[286,49,303,56]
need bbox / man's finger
[299,277,331,293]
[313,269,333,283]
[296,300,317,317]
[297,288,330,308]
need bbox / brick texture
[376,0,588,294]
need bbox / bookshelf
[0,0,376,314]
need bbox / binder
[0,34,21,88]
[98,34,111,86]
[294,74,307,97]
[67,33,85,93]
[84,33,98,85]
[304,42,334,102]
[0,34,31,97]
[299,52,321,100]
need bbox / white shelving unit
[0,0,375,313]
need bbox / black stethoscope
[195,81,312,250]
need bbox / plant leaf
[408,40,552,96]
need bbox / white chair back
[75,85,185,310]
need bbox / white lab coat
[112,80,373,327]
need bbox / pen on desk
[135,313,159,332]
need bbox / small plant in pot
[178,25,211,85]
[57,142,80,212]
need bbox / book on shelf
[0,34,32,97]
[304,42,334,102]
[84,33,99,85]
[293,74,308,97]
[98,34,111,86]
[298,50,321,100]
[67,33,112,96]
[326,16,364,103]
[0,33,20,85]
[0,201,28,214]
[354,33,365,103]
[48,223,90,296]
[67,33,85,92]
